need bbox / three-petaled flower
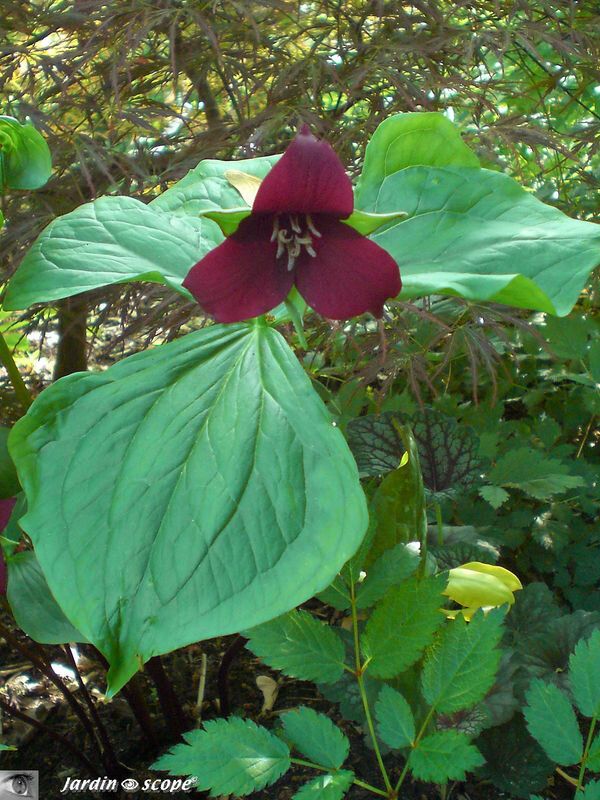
[183,125,401,323]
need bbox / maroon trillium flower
[183,125,401,323]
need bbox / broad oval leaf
[355,111,480,208]
[7,551,86,644]
[371,165,600,316]
[3,196,223,309]
[9,323,368,693]
[375,685,415,749]
[151,155,280,216]
[152,718,290,796]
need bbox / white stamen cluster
[271,214,322,271]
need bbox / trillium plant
[1,112,599,798]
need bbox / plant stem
[434,501,444,546]
[349,580,392,795]
[395,705,436,794]
[576,712,598,792]
[0,694,97,774]
[290,758,388,797]
[217,634,247,717]
[0,622,103,762]
[284,298,308,349]
[145,655,189,739]
[0,330,32,411]
[555,766,578,788]
[63,645,120,774]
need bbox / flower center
[271,214,322,271]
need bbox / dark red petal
[294,219,401,320]
[183,215,294,323]
[0,496,15,532]
[253,127,353,217]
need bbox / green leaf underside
[363,574,447,678]
[291,771,354,800]
[356,543,419,609]
[150,154,280,216]
[569,630,600,718]
[524,680,583,766]
[9,324,367,693]
[370,165,600,316]
[355,112,480,209]
[421,608,505,714]
[408,730,485,783]
[244,610,346,684]
[281,707,349,770]
[374,684,415,749]
[489,447,586,500]
[3,196,223,309]
[152,718,290,797]
[7,551,86,645]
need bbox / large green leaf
[408,730,484,783]
[280,707,349,770]
[355,112,479,209]
[152,718,290,796]
[421,608,505,714]
[7,551,86,644]
[3,196,223,309]
[244,610,347,685]
[569,630,600,718]
[151,155,280,216]
[0,116,52,191]
[9,323,367,693]
[355,543,418,609]
[524,680,583,766]
[369,165,600,316]
[577,782,600,800]
[362,574,446,678]
[291,771,354,800]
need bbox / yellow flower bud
[443,561,523,620]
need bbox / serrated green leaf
[152,718,290,797]
[3,197,223,309]
[245,610,346,684]
[570,630,600,718]
[363,574,446,679]
[9,324,367,693]
[355,112,479,208]
[577,781,600,800]
[544,314,591,360]
[151,155,280,216]
[408,730,484,782]
[291,771,354,800]
[7,551,86,645]
[489,447,585,500]
[479,485,509,509]
[524,680,583,766]
[281,707,349,769]
[374,685,415,749]
[587,734,600,773]
[356,543,418,609]
[422,608,505,713]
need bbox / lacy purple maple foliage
[183,125,401,323]
[0,497,16,595]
